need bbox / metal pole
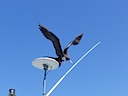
[46,41,100,96]
[43,64,48,96]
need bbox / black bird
[39,24,83,66]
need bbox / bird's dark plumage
[63,34,83,60]
[39,24,83,66]
[39,24,64,58]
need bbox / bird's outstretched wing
[63,34,83,58]
[39,24,64,58]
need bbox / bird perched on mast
[39,24,83,66]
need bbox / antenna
[32,57,60,96]
[32,42,100,96]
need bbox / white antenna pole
[46,42,100,96]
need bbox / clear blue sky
[0,0,128,96]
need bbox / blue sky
[0,0,128,96]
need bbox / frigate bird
[39,24,83,66]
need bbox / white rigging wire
[46,41,100,96]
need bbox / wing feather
[39,24,64,57]
[63,34,83,55]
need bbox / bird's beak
[69,60,73,64]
